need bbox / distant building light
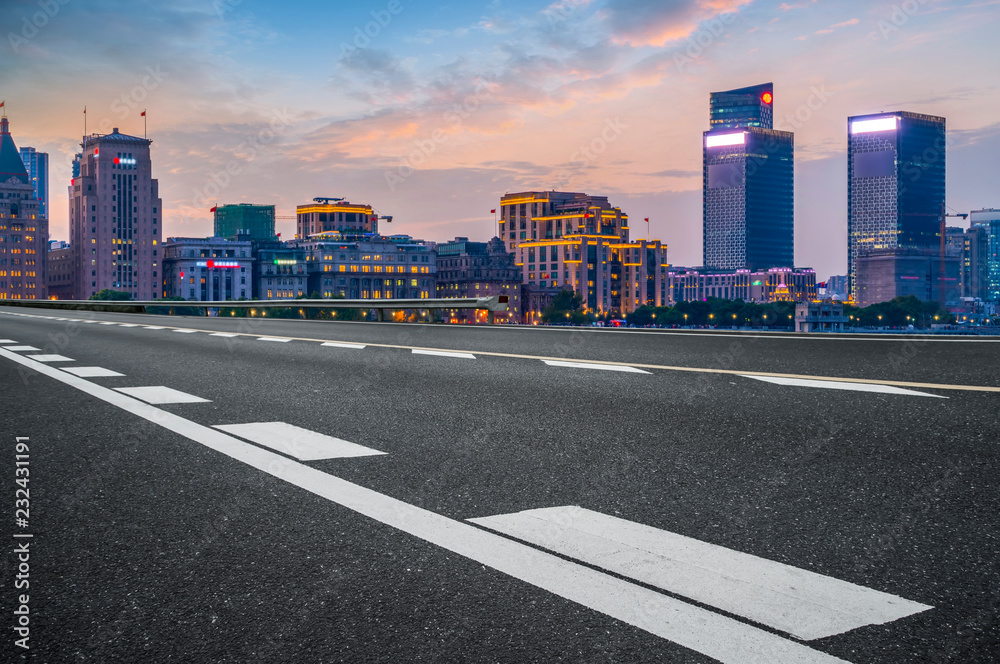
[761,92,772,105]
[706,132,746,148]
[850,116,898,134]
[196,260,240,268]
[274,259,297,265]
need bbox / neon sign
[196,260,240,268]
[706,132,746,148]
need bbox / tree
[541,289,591,325]
[89,289,132,301]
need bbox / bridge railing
[1,295,511,324]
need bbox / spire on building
[0,115,31,185]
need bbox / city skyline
[2,0,999,280]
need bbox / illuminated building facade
[162,237,252,301]
[253,241,309,300]
[662,267,816,305]
[847,111,946,300]
[68,128,163,299]
[296,200,376,238]
[971,209,1000,301]
[19,146,48,219]
[214,204,276,241]
[436,236,521,323]
[498,191,669,316]
[0,115,48,300]
[290,233,436,300]
[855,249,958,307]
[703,83,794,270]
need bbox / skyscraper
[847,111,946,300]
[69,128,163,300]
[971,208,1000,301]
[0,115,48,300]
[19,146,48,218]
[703,83,794,270]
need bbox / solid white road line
[214,422,386,461]
[469,506,931,641]
[0,347,857,664]
[321,342,366,349]
[412,349,476,359]
[543,360,650,374]
[2,346,40,351]
[26,355,75,362]
[172,329,198,334]
[112,386,210,404]
[742,375,947,398]
[257,337,291,343]
[210,333,239,337]
[62,367,126,378]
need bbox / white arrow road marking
[112,386,210,404]
[742,375,946,398]
[214,422,386,461]
[469,506,932,640]
[412,349,475,359]
[62,367,126,378]
[543,360,650,374]
[0,346,861,664]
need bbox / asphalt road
[1,305,998,663]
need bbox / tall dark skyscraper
[19,146,48,218]
[703,83,794,271]
[847,112,946,300]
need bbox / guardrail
[1,295,511,324]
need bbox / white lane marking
[117,323,139,327]
[543,360,650,374]
[210,333,239,338]
[0,339,18,344]
[0,346,857,664]
[81,320,98,323]
[62,366,125,378]
[321,342,366,350]
[257,337,291,343]
[470,506,932,641]
[143,326,166,330]
[99,322,119,325]
[412,349,476,359]
[172,329,198,334]
[2,346,40,351]
[112,386,210,404]
[214,422,386,461]
[26,355,75,362]
[742,375,947,399]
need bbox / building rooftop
[0,117,30,185]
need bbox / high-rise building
[847,111,946,301]
[709,82,774,130]
[971,209,1000,301]
[703,83,794,271]
[214,203,276,241]
[19,147,48,218]
[296,199,376,238]
[68,128,163,300]
[0,115,48,300]
[498,191,669,315]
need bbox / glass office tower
[19,147,48,218]
[847,111,946,299]
[703,83,794,270]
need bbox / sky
[2,0,999,280]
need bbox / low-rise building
[253,240,308,300]
[855,248,959,307]
[795,301,848,332]
[162,237,252,301]
[47,246,75,299]
[664,267,816,304]
[436,236,521,323]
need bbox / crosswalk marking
[112,386,210,404]
[412,349,476,359]
[543,360,650,374]
[257,337,291,343]
[26,355,74,362]
[213,422,386,461]
[0,339,18,344]
[2,346,40,351]
[469,506,932,641]
[62,367,125,378]
[321,342,366,349]
[742,375,946,398]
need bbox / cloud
[601,0,752,47]
[815,17,859,35]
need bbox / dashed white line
[172,329,198,334]
[117,323,139,327]
[214,422,386,461]
[112,386,210,404]
[321,342,366,349]
[143,326,166,330]
[2,346,40,351]
[99,322,119,326]
[257,337,291,343]
[0,339,18,344]
[543,360,650,374]
[742,375,946,398]
[210,333,239,338]
[26,355,74,362]
[62,367,125,378]
[412,349,476,359]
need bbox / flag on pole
[141,110,146,117]
[0,101,5,109]
[490,209,496,214]
[83,106,86,114]
[210,206,217,213]
[644,217,649,222]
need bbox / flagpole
[143,109,147,139]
